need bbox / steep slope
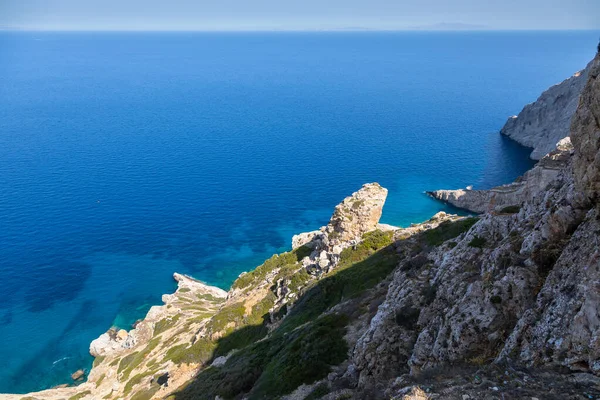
[349,54,600,399]
[500,60,593,160]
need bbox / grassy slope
[169,220,477,399]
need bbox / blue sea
[0,30,597,393]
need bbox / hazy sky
[1,0,599,31]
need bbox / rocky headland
[427,137,574,214]
[4,53,600,400]
[500,59,594,160]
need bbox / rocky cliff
[500,60,593,160]
[5,54,600,400]
[427,137,573,213]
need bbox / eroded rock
[501,60,593,160]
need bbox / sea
[0,30,597,393]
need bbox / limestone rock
[116,329,128,341]
[297,183,389,274]
[89,329,127,358]
[571,56,600,203]
[70,370,85,381]
[427,138,573,213]
[501,60,593,160]
[324,182,388,250]
[291,230,321,250]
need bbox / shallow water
[0,30,597,393]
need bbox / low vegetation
[174,314,348,400]
[468,235,487,248]
[154,314,181,336]
[499,205,521,214]
[118,337,161,381]
[279,230,397,332]
[169,230,398,399]
[422,217,479,246]
[68,391,92,400]
[231,245,311,290]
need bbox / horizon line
[1,27,599,33]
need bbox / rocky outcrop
[3,273,228,400]
[89,273,226,358]
[323,183,388,249]
[291,230,321,250]
[293,183,388,273]
[571,57,600,203]
[500,60,593,160]
[427,137,573,213]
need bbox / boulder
[71,369,85,381]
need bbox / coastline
[2,39,598,400]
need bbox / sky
[0,0,599,31]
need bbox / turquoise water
[0,31,597,393]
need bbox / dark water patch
[2,311,13,325]
[24,262,92,313]
[7,300,98,393]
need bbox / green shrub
[174,314,349,400]
[295,244,313,260]
[251,314,349,398]
[232,250,301,290]
[422,217,479,246]
[499,205,520,214]
[169,231,398,399]
[124,371,155,395]
[212,292,276,357]
[130,386,160,400]
[532,238,568,277]
[68,391,91,400]
[154,314,180,336]
[118,337,161,380]
[95,373,105,386]
[196,293,221,302]
[337,230,394,269]
[468,235,487,249]
[305,382,330,400]
[92,355,105,368]
[164,339,216,365]
[490,295,502,304]
[280,233,398,332]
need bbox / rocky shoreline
[427,137,574,214]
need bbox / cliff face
[6,55,600,400]
[572,56,600,204]
[500,60,593,160]
[427,137,573,213]
[351,55,600,399]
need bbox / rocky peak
[292,183,388,274]
[323,183,388,249]
[571,55,600,203]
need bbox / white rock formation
[292,183,389,273]
[500,60,594,160]
[428,137,574,213]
